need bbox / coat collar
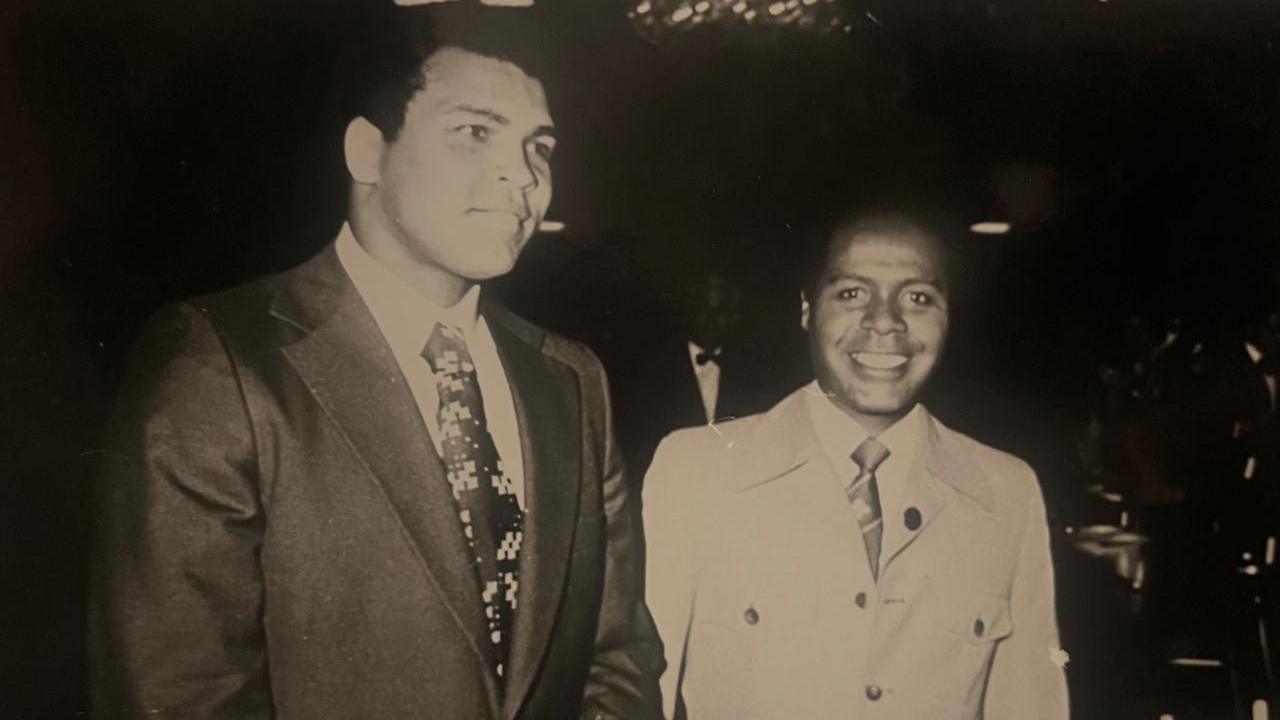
[269,246,580,720]
[733,386,994,577]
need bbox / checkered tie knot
[422,323,523,682]
[849,437,890,581]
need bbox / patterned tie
[422,323,523,682]
[849,437,890,581]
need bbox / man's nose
[862,299,907,334]
[496,148,538,192]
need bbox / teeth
[853,353,908,370]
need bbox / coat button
[974,618,985,637]
[904,506,922,531]
[854,591,867,609]
[744,606,759,625]
[866,684,882,701]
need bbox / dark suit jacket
[90,245,664,720]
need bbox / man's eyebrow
[446,106,557,139]
[447,104,510,125]
[826,272,943,288]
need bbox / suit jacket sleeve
[641,434,697,720]
[984,478,1069,719]
[90,303,272,720]
[578,351,666,720]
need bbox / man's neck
[828,397,908,437]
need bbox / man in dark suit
[616,270,791,481]
[89,5,663,719]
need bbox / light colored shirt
[803,380,925,541]
[336,224,526,509]
[687,341,722,424]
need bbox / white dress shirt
[803,380,925,542]
[336,224,526,509]
[687,341,722,424]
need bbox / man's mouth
[851,352,909,370]
[470,207,531,223]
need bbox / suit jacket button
[974,618,985,637]
[744,606,759,625]
[866,684,882,701]
[854,591,867,608]
[904,506,922,530]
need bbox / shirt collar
[803,380,925,473]
[336,223,482,358]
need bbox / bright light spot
[732,1,747,11]
[635,0,651,13]
[672,5,694,21]
[538,220,566,233]
[743,8,756,19]
[803,0,819,5]
[1049,647,1070,669]
[970,221,1012,235]
[768,2,787,16]
[694,0,710,11]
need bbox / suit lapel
[880,411,994,574]
[270,247,501,714]
[484,305,582,720]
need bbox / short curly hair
[332,1,562,141]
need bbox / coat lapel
[483,304,582,720]
[880,410,994,573]
[269,247,502,715]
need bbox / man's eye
[458,125,490,141]
[837,287,867,301]
[531,140,555,161]
[906,291,935,306]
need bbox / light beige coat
[643,388,1068,719]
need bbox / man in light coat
[644,203,1069,719]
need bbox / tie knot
[852,437,890,473]
[422,323,471,375]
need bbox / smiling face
[802,220,949,433]
[354,46,556,293]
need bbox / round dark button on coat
[904,506,922,531]
[866,685,882,701]
[744,607,759,625]
[974,618,985,637]
[855,592,867,609]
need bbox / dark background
[5,0,1280,716]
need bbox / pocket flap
[930,592,1013,644]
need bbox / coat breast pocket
[927,589,1014,647]
[683,576,829,718]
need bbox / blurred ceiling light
[970,221,1012,235]
[538,220,566,233]
[628,0,850,41]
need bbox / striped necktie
[422,322,523,682]
[849,437,890,581]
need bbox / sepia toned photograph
[4,0,1279,717]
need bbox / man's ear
[344,117,385,185]
[800,292,811,332]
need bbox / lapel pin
[743,605,759,625]
[904,506,922,531]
